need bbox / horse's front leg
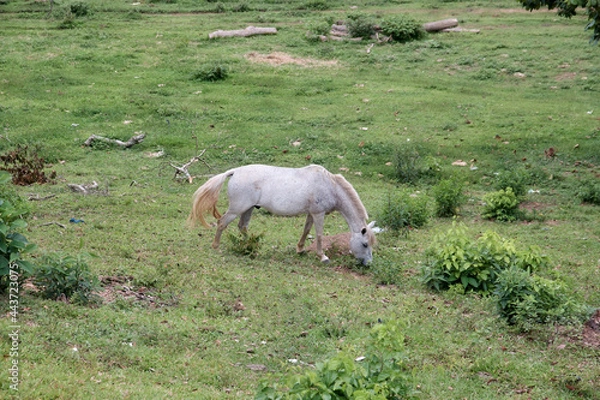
[296,214,313,254]
[312,213,329,263]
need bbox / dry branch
[38,221,67,229]
[170,149,209,183]
[83,133,146,148]
[67,181,99,194]
[28,194,56,201]
[208,26,277,39]
[422,18,459,32]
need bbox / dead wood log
[422,18,459,32]
[170,149,208,183]
[83,133,146,148]
[208,26,277,39]
[67,181,98,194]
[441,27,480,33]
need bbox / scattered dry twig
[38,221,67,229]
[170,149,209,183]
[83,132,146,149]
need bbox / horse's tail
[188,169,234,228]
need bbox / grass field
[1,0,599,398]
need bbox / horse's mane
[331,173,369,221]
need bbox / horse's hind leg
[237,208,254,235]
[212,211,238,249]
[296,214,313,254]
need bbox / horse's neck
[334,185,366,233]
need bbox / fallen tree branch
[422,18,459,32]
[67,181,99,194]
[83,132,146,148]
[170,150,208,183]
[38,221,67,229]
[29,194,56,201]
[209,26,277,39]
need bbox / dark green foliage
[393,145,441,185]
[227,232,263,259]
[33,253,101,305]
[482,187,521,222]
[191,63,229,82]
[493,168,531,198]
[0,172,36,292]
[255,320,415,400]
[494,266,590,330]
[378,191,430,234]
[232,2,251,12]
[301,0,329,11]
[432,178,465,217]
[346,13,377,39]
[380,14,424,43]
[576,177,600,205]
[422,223,549,293]
[69,1,91,17]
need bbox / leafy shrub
[576,178,600,205]
[482,187,521,222]
[191,64,229,82]
[432,178,466,217]
[422,223,548,293]
[227,232,263,259]
[346,13,376,39]
[0,172,35,292]
[493,168,530,198]
[33,253,101,305]
[393,145,441,185]
[69,1,91,17]
[380,14,424,42]
[494,266,590,330]
[378,191,430,234]
[232,2,251,12]
[255,320,414,400]
[302,0,329,10]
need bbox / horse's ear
[367,221,376,229]
[361,227,367,235]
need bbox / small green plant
[393,145,440,185]
[33,253,101,305]
[255,320,415,400]
[422,223,549,293]
[576,177,600,205]
[493,168,530,198]
[191,63,229,82]
[482,187,521,222]
[346,13,376,39]
[302,0,329,11]
[227,232,263,258]
[0,172,36,292]
[69,1,91,17]
[378,191,430,234]
[380,14,424,43]
[432,178,466,217]
[494,266,590,331]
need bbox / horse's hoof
[320,256,330,264]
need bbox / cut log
[422,18,459,32]
[208,26,277,39]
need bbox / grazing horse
[188,164,375,264]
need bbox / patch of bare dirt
[582,309,600,348]
[555,72,577,81]
[98,276,175,308]
[245,51,338,67]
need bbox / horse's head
[349,222,376,265]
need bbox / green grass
[1,0,599,398]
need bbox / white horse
[188,164,376,264]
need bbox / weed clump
[378,190,430,235]
[482,187,521,222]
[393,145,441,185]
[0,145,56,186]
[432,177,466,217]
[191,63,229,82]
[576,177,600,205]
[380,14,425,42]
[227,232,263,258]
[346,12,377,39]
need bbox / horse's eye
[362,243,368,248]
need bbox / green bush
[378,191,430,234]
[380,14,424,42]
[576,178,600,205]
[494,266,590,330]
[33,253,101,305]
[393,145,441,185]
[255,320,415,400]
[432,178,466,217]
[346,13,376,39]
[0,171,35,292]
[191,64,229,82]
[69,1,91,17]
[482,187,521,222]
[492,168,530,198]
[422,223,549,293]
[227,232,263,259]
